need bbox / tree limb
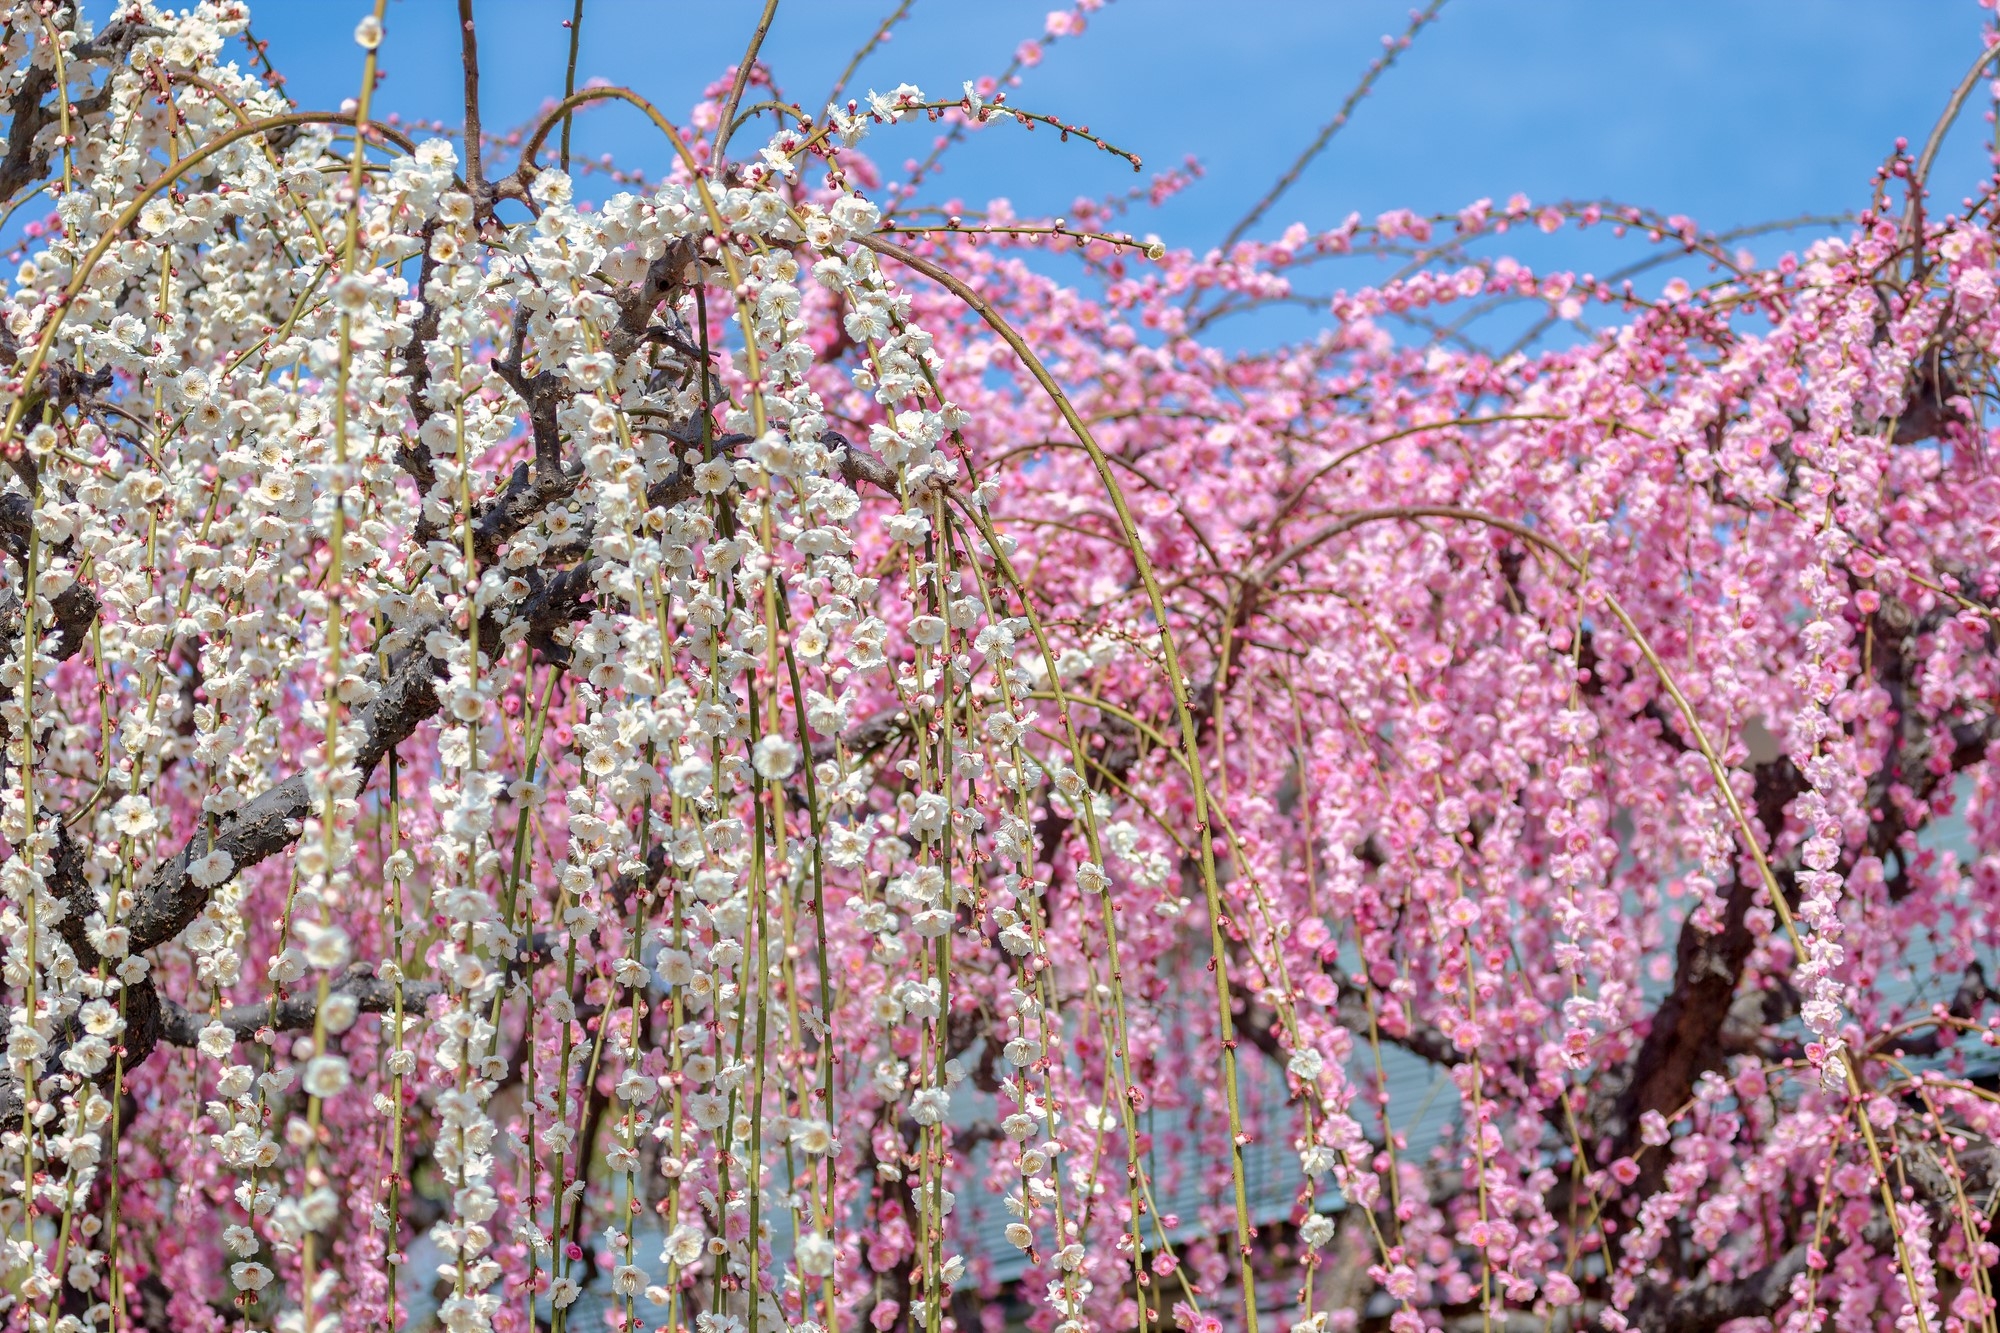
[155,962,445,1048]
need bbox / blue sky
[231,1,1998,341]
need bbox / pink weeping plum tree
[1,2,1999,1332]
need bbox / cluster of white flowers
[0,0,1206,1326]
[0,1,325,1314]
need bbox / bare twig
[1215,0,1449,253]
[823,0,916,113]
[560,0,586,174]
[712,0,782,165]
[458,0,484,207]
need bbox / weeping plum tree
[1,2,2000,1332]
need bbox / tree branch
[1628,1243,1812,1333]
[457,0,484,213]
[155,962,445,1048]
[0,18,165,208]
[122,637,445,954]
[1611,752,1804,1161]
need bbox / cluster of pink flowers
[0,4,1995,1333]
